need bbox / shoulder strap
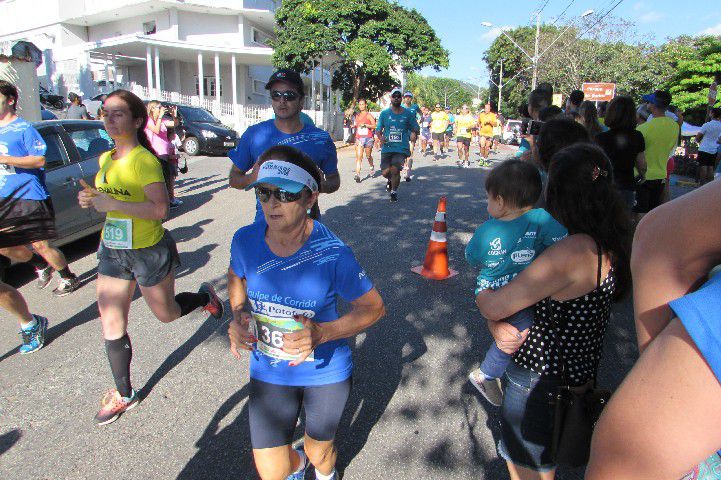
[595,239,602,289]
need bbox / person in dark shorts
[227,145,385,480]
[0,80,79,297]
[696,107,721,185]
[78,89,224,426]
[376,87,420,202]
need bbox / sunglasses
[271,90,300,101]
[255,185,305,203]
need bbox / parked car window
[41,132,69,171]
[179,106,219,123]
[64,124,114,161]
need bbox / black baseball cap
[265,69,305,95]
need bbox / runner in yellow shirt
[455,105,475,168]
[430,104,449,160]
[477,103,498,166]
[78,89,224,426]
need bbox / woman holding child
[474,142,632,479]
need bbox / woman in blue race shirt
[227,145,385,480]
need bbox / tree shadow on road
[0,429,22,457]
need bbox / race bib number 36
[252,313,314,362]
[103,217,133,249]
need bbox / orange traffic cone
[411,196,458,280]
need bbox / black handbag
[549,240,611,467]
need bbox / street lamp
[482,9,593,89]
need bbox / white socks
[316,469,337,480]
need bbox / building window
[196,77,223,97]
[253,80,268,96]
[143,21,156,35]
[251,27,272,47]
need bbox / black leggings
[249,377,352,449]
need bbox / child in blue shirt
[466,160,567,406]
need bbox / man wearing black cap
[635,89,679,220]
[228,69,340,223]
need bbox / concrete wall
[178,12,241,46]
[88,13,172,42]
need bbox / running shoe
[286,449,308,480]
[19,315,48,355]
[354,174,361,183]
[36,266,53,290]
[169,198,184,209]
[200,282,224,320]
[468,369,503,407]
[386,179,391,192]
[405,174,412,182]
[53,274,79,297]
[369,168,375,177]
[95,388,139,426]
[390,192,398,202]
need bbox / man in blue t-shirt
[228,69,339,223]
[376,87,420,202]
[0,80,79,302]
[402,91,421,181]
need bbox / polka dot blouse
[514,270,616,386]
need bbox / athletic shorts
[420,130,431,141]
[0,197,56,248]
[698,151,717,167]
[356,137,375,148]
[381,152,406,170]
[456,137,471,147]
[97,229,180,287]
[157,155,175,182]
[249,377,352,449]
[633,179,665,214]
[431,132,445,142]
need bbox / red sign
[582,83,616,102]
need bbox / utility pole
[498,59,504,114]
[532,12,540,90]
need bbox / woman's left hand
[90,191,118,213]
[283,315,323,366]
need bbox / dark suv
[161,103,237,156]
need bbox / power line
[580,0,625,37]
[551,0,575,25]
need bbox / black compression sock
[57,267,74,279]
[28,254,49,270]
[105,335,133,398]
[175,292,210,317]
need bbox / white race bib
[357,126,369,136]
[388,126,402,143]
[0,164,16,176]
[102,217,133,249]
[251,313,314,362]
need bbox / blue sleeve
[465,225,490,267]
[319,134,338,175]
[410,111,420,133]
[228,128,254,172]
[334,247,374,302]
[23,125,47,157]
[376,111,386,136]
[670,273,721,383]
[229,229,246,278]
[539,215,568,247]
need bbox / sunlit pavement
[0,146,636,479]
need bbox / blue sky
[399,0,721,83]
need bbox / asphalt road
[0,144,641,480]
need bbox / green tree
[271,0,449,107]
[660,35,721,124]
[405,72,480,110]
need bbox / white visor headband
[256,160,319,192]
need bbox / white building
[0,0,341,135]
